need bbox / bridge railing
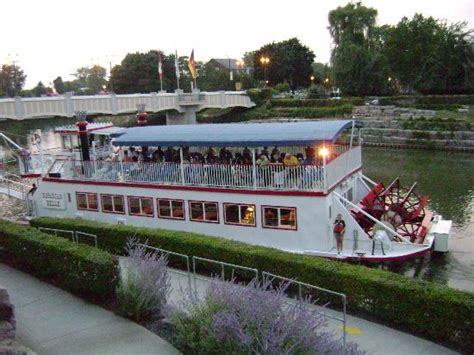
[0,91,255,120]
[47,159,326,192]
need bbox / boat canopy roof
[112,120,362,148]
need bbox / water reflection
[363,148,474,291]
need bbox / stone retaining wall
[353,105,436,119]
[0,287,15,341]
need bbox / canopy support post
[323,142,327,193]
[251,148,257,189]
[179,147,185,185]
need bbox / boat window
[262,206,297,230]
[157,199,185,220]
[224,203,256,227]
[76,192,99,211]
[128,196,154,217]
[189,201,219,223]
[101,194,125,214]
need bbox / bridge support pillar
[14,97,24,120]
[166,108,197,125]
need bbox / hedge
[0,220,118,302]
[30,217,473,353]
[269,98,364,108]
[271,105,354,118]
[378,95,474,107]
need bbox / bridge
[0,90,255,124]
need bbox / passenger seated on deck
[271,146,280,161]
[206,147,216,163]
[123,150,132,163]
[242,147,251,161]
[283,153,299,167]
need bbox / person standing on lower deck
[333,214,346,254]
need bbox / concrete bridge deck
[0,90,255,124]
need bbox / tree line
[1,1,472,98]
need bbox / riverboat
[28,120,451,261]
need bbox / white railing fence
[0,91,255,120]
[49,159,326,192]
[325,146,362,191]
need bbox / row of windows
[76,192,297,230]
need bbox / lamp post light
[236,60,244,90]
[310,75,315,86]
[105,55,115,93]
[260,56,270,87]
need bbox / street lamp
[260,56,270,86]
[310,75,315,86]
[236,60,244,90]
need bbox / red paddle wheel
[352,178,432,243]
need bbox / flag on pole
[158,52,164,92]
[158,56,163,81]
[188,49,197,79]
[174,50,180,80]
[174,50,180,90]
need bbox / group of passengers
[118,145,328,168]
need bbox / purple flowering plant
[117,238,171,321]
[171,278,364,354]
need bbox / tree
[385,14,473,94]
[111,51,167,94]
[254,38,315,89]
[53,76,66,94]
[32,81,48,97]
[71,65,107,94]
[87,65,107,93]
[0,64,27,97]
[328,2,392,96]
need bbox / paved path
[168,270,457,355]
[0,263,178,355]
[0,260,458,355]
[0,186,25,200]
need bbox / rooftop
[112,120,362,148]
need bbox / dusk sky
[2,0,472,88]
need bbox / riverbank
[196,94,474,152]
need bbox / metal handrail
[76,231,98,247]
[192,256,259,292]
[138,243,192,291]
[262,271,347,351]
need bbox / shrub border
[0,220,118,302]
[30,217,474,353]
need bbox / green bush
[246,88,275,106]
[378,95,474,107]
[272,105,354,118]
[269,98,364,108]
[0,220,118,301]
[30,217,474,353]
[273,82,290,93]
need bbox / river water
[1,117,473,292]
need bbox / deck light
[319,147,329,158]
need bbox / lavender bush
[117,239,171,321]
[171,278,364,354]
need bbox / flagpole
[158,52,163,92]
[175,50,180,90]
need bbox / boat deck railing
[46,146,362,193]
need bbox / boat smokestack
[136,104,147,126]
[75,111,90,161]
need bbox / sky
[2,0,472,89]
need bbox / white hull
[31,170,439,262]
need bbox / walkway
[0,261,457,355]
[168,270,456,355]
[0,186,25,200]
[0,263,178,355]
